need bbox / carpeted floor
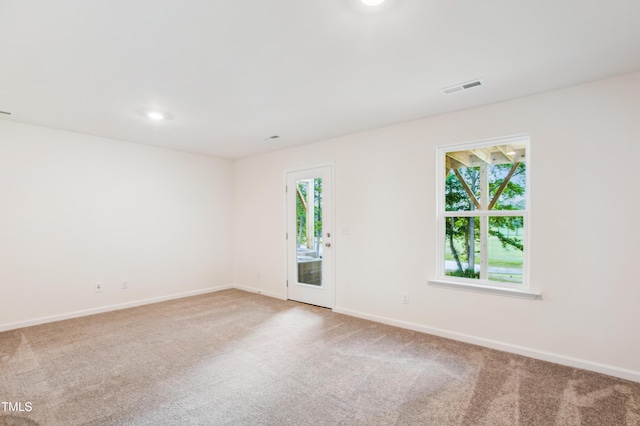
[1,289,639,425]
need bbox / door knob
[325,243,331,247]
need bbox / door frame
[283,162,335,308]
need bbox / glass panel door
[286,165,333,308]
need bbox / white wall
[0,121,233,329]
[233,72,640,380]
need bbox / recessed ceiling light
[263,135,280,141]
[136,109,173,121]
[147,111,165,121]
[361,0,384,5]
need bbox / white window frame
[429,135,539,299]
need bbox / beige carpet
[1,289,639,425]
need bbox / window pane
[444,167,481,212]
[444,216,480,279]
[297,178,323,286]
[487,216,524,284]
[489,163,526,211]
[445,145,527,212]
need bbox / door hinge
[286,280,289,287]
[286,232,288,240]
[285,185,288,193]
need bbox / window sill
[428,279,540,300]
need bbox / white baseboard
[333,306,640,384]
[232,284,287,301]
[0,285,233,333]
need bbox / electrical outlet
[402,293,409,304]
[95,282,103,293]
[122,279,129,290]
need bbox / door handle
[325,243,331,247]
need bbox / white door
[286,166,334,308]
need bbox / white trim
[428,279,539,299]
[0,285,233,332]
[333,306,640,383]
[440,134,530,152]
[283,169,290,302]
[233,284,287,300]
[442,210,527,217]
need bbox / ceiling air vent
[441,79,485,95]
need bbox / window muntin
[439,137,529,288]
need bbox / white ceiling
[1,0,639,159]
